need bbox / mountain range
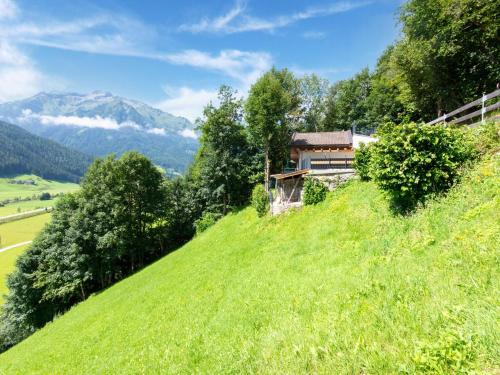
[0,92,198,174]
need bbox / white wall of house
[298,150,354,169]
[353,134,378,148]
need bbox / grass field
[0,214,51,248]
[0,200,54,217]
[0,174,79,201]
[0,245,28,305]
[0,212,52,307]
[0,156,498,374]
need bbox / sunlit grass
[0,245,28,305]
[0,200,54,217]
[0,214,51,248]
[0,157,498,374]
[0,174,79,201]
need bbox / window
[310,158,354,169]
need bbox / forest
[0,121,92,183]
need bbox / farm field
[0,245,28,305]
[0,214,52,306]
[0,200,53,217]
[0,174,79,201]
[0,213,51,249]
[0,156,498,374]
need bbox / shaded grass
[0,214,51,248]
[0,157,498,374]
[0,245,28,305]
[0,174,79,201]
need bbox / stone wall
[309,172,354,191]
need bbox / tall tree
[245,69,295,191]
[394,0,500,120]
[322,68,372,132]
[299,74,330,132]
[196,86,252,214]
[366,46,411,125]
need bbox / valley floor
[0,156,498,374]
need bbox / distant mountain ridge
[0,91,198,174]
[0,120,92,182]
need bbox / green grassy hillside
[0,157,498,374]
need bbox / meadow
[0,174,79,201]
[0,174,75,307]
[0,245,28,305]
[0,214,52,306]
[0,200,53,217]
[0,213,51,249]
[0,155,498,374]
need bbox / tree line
[0,0,497,352]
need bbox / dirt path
[0,241,32,253]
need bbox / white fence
[427,89,500,126]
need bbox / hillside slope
[0,121,91,182]
[0,157,498,374]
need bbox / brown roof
[271,169,310,180]
[291,130,352,147]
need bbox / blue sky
[0,0,404,121]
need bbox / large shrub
[303,178,328,205]
[194,212,221,234]
[353,142,373,181]
[370,122,476,211]
[251,184,269,217]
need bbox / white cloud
[17,112,144,131]
[0,4,271,91]
[179,0,246,33]
[17,111,181,138]
[0,40,46,102]
[1,14,153,57]
[0,65,43,102]
[35,114,121,130]
[147,127,166,136]
[155,86,219,123]
[178,129,198,139]
[0,0,17,20]
[159,49,271,87]
[18,110,200,139]
[179,1,371,34]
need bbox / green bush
[194,212,221,234]
[251,184,269,217]
[370,122,476,211]
[39,192,51,201]
[472,121,500,155]
[303,178,328,205]
[353,142,373,181]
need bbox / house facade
[270,130,377,214]
[290,130,377,171]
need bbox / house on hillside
[270,130,377,214]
